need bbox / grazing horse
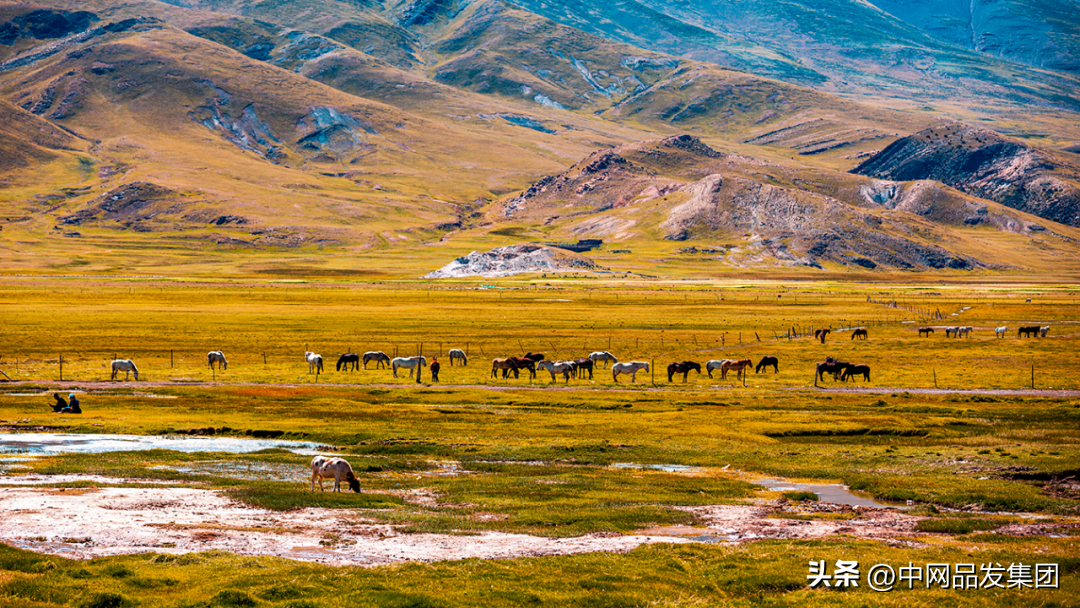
[110,359,139,381]
[814,328,830,344]
[918,327,934,337]
[945,326,958,338]
[815,357,848,385]
[959,326,973,338]
[336,353,360,372]
[720,359,752,382]
[1040,326,1050,338]
[755,356,779,374]
[491,358,520,379]
[1018,325,1040,338]
[310,456,361,493]
[507,357,537,379]
[841,364,870,382]
[612,361,649,383]
[851,328,868,340]
[588,351,618,369]
[391,356,426,378]
[207,351,227,370]
[995,326,1007,338]
[667,361,701,383]
[305,351,324,374]
[448,349,468,366]
[363,351,390,369]
[574,358,594,380]
[706,359,732,378]
[537,360,575,383]
[523,352,545,363]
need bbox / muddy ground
[2,476,1073,566]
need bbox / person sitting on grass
[49,393,67,412]
[60,393,81,414]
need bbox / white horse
[995,326,1007,338]
[705,359,732,378]
[448,349,468,366]
[960,326,973,338]
[537,360,575,383]
[945,326,958,338]
[305,351,323,374]
[1040,325,1050,337]
[612,361,649,383]
[110,359,139,381]
[207,350,227,370]
[310,456,360,493]
[589,351,618,368]
[391,356,426,378]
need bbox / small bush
[916,518,1002,534]
[83,592,129,608]
[212,590,257,608]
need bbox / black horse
[507,357,537,380]
[918,327,934,337]
[575,358,594,379]
[852,328,868,340]
[1018,326,1040,338]
[814,328,830,344]
[336,353,360,371]
[523,352,544,362]
[755,356,779,374]
[841,364,870,382]
[667,361,701,383]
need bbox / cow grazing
[311,456,361,493]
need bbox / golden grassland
[0,278,1078,607]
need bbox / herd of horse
[99,320,1052,386]
[918,325,1050,338]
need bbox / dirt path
[6,380,1080,397]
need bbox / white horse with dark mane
[448,349,468,366]
[305,351,323,374]
[589,351,618,368]
[207,351,227,370]
[706,359,732,378]
[1040,325,1050,337]
[391,356,426,378]
[612,361,649,383]
[995,326,1007,338]
[537,360,575,383]
[110,359,139,381]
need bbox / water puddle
[0,433,321,455]
[611,463,702,474]
[755,478,901,509]
[150,461,310,483]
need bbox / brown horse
[491,358,520,379]
[755,356,779,374]
[574,358,594,379]
[721,359,752,383]
[841,364,870,382]
[852,328,868,340]
[507,357,538,379]
[815,328,830,344]
[667,361,701,383]
[523,352,545,362]
[918,327,934,337]
[814,357,849,385]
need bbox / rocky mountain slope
[853,125,1080,227]
[1,0,1079,276]
[501,135,1079,270]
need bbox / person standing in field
[49,393,67,412]
[430,357,440,383]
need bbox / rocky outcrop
[0,9,99,46]
[853,125,1080,227]
[424,244,599,278]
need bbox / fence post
[59,354,63,381]
[171,350,174,368]
[1031,364,1034,389]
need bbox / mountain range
[1,0,1079,277]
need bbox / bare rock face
[852,125,1080,227]
[424,244,599,278]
